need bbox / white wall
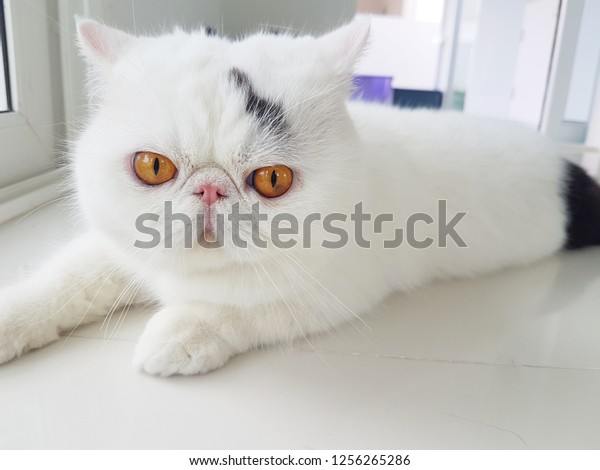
[220,0,355,36]
[564,0,600,123]
[99,0,356,37]
[463,0,529,118]
[98,0,222,34]
[355,14,441,90]
[508,0,559,128]
[581,66,600,177]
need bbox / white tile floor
[0,202,600,449]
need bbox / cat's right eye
[133,152,177,185]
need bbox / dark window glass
[0,0,11,112]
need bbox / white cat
[0,18,598,376]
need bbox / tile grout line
[61,336,600,372]
[290,348,600,372]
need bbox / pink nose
[196,183,226,205]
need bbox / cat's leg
[133,300,325,376]
[0,234,139,364]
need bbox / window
[0,0,10,113]
[353,0,600,147]
[0,0,64,191]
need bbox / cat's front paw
[133,306,236,376]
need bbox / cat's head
[73,18,370,271]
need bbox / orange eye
[133,152,177,185]
[250,165,293,198]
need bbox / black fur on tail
[563,162,600,250]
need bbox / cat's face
[73,19,369,270]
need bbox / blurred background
[0,0,599,222]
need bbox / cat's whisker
[101,247,162,340]
[251,226,382,353]
[267,251,378,351]
[262,247,348,331]
[61,264,122,344]
[258,261,337,373]
[256,261,322,359]
[131,0,138,35]
[12,195,72,225]
[101,260,150,337]
[106,227,190,342]
[246,250,284,346]
[257,226,373,331]
[231,232,329,348]
[28,263,122,327]
[107,277,145,342]
[109,232,182,340]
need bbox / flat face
[74,24,364,268]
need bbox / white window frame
[540,0,586,141]
[0,0,67,222]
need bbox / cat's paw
[133,306,235,376]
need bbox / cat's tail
[563,162,600,249]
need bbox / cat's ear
[319,18,371,74]
[76,18,137,66]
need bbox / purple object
[350,75,393,104]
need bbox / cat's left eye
[133,152,177,185]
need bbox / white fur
[0,19,567,375]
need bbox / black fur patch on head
[563,162,600,250]
[229,68,287,135]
